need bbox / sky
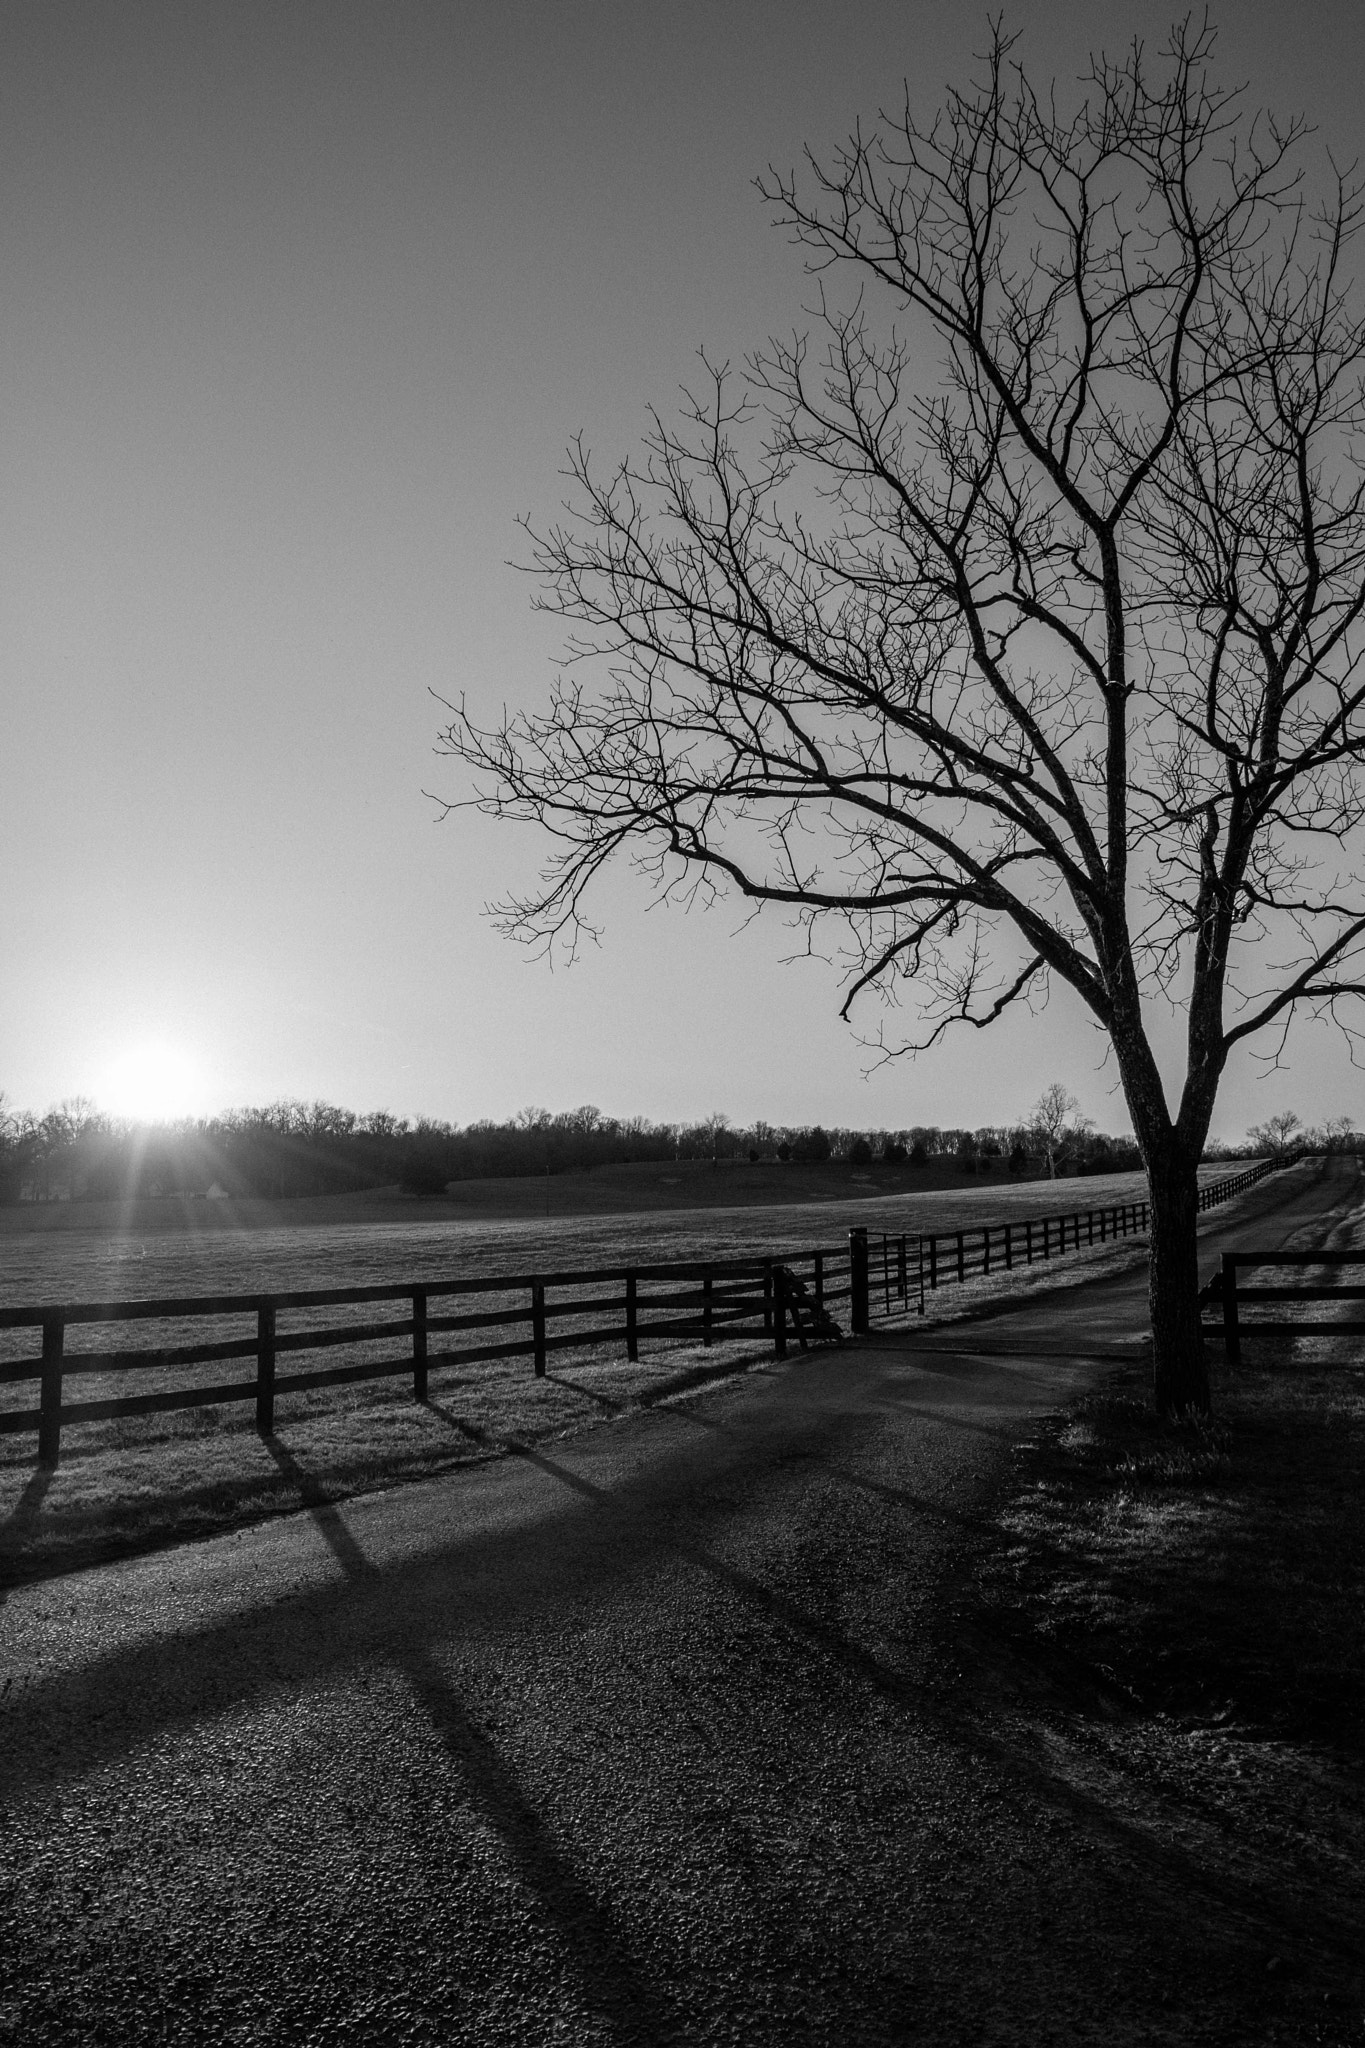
[4,0,1365,1142]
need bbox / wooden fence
[0,1155,1295,1468]
[0,1247,853,1469]
[1201,1247,1365,1365]
[865,1156,1289,1320]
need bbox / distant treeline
[0,1097,1166,1204]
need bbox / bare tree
[1245,1108,1302,1158]
[1029,1082,1092,1178]
[443,20,1365,1413]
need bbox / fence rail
[0,1154,1296,1468]
[1201,1246,1365,1364]
[0,1247,854,1469]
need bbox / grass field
[0,1153,1069,1238]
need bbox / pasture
[0,1164,1164,1304]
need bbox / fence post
[956,1231,965,1284]
[532,1281,546,1377]
[813,1253,824,1317]
[849,1228,869,1334]
[256,1302,276,1436]
[700,1271,711,1350]
[983,1227,991,1278]
[627,1273,639,1361]
[1005,1223,1012,1271]
[1222,1254,1241,1369]
[896,1237,906,1303]
[917,1234,925,1316]
[1026,1220,1033,1264]
[412,1288,428,1402]
[929,1235,938,1290]
[773,1266,787,1358]
[38,1315,64,1469]
[762,1262,773,1337]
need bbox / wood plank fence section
[0,1245,855,1470]
[0,1156,1297,1468]
[866,1157,1290,1321]
[1201,1248,1365,1365]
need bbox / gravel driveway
[1,1161,1356,2046]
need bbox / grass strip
[981,1340,1365,1744]
[0,1334,771,1588]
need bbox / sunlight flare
[100,1041,205,1123]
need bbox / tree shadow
[544,1372,624,1411]
[419,1399,500,1449]
[0,1465,54,1603]
[260,1430,668,2039]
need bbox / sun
[101,1041,206,1124]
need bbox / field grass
[969,1294,1365,2033]
[0,1154,1075,1238]
[984,1349,1365,1741]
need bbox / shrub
[793,1126,832,1162]
[777,1142,791,1162]
[400,1153,450,1198]
[882,1141,907,1165]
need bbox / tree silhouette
[445,21,1365,1412]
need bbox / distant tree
[1008,1142,1029,1175]
[1029,1084,1093,1180]
[848,1136,873,1166]
[1246,1109,1303,1160]
[0,1093,37,1203]
[703,1111,732,1166]
[909,1140,928,1167]
[882,1140,907,1165]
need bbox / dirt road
[1,1158,1359,2045]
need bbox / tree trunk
[1148,1155,1209,1415]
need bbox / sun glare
[101,1042,205,1124]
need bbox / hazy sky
[5,0,1365,1139]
